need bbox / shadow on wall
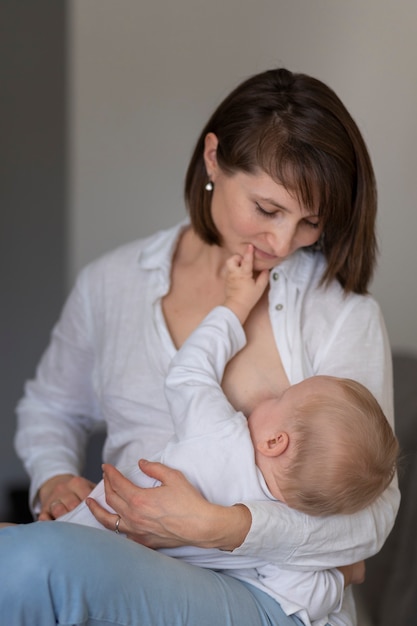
[357,352,417,626]
[0,1,67,520]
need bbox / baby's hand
[223,245,269,324]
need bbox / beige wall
[68,0,417,351]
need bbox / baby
[58,245,399,626]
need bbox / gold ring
[114,515,121,534]
[49,499,62,513]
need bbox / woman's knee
[0,522,52,574]
[0,521,112,586]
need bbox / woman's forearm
[234,479,400,568]
[89,460,399,564]
[199,503,252,551]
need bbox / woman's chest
[222,299,290,415]
[164,284,290,416]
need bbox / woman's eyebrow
[258,196,290,211]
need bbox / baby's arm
[292,562,364,623]
[223,245,269,324]
[164,246,268,441]
[250,562,346,623]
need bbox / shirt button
[275,304,283,311]
[272,272,279,281]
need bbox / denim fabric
[0,522,305,626]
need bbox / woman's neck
[162,227,228,349]
[177,227,229,278]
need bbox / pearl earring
[205,181,213,192]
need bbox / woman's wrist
[201,503,252,551]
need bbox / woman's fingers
[38,475,96,520]
[137,458,178,482]
[87,461,251,551]
[101,464,137,508]
[91,461,208,548]
[42,499,69,520]
[85,497,120,529]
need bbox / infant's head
[249,376,399,516]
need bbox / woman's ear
[257,432,289,458]
[203,132,219,181]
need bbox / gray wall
[0,1,67,518]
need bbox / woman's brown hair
[184,68,377,294]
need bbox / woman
[2,68,399,625]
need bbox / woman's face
[204,134,323,272]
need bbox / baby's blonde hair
[279,378,399,516]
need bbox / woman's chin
[253,257,281,272]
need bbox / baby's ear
[257,432,289,457]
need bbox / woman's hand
[87,460,252,550]
[338,561,366,587]
[38,474,96,520]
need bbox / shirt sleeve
[14,266,102,513]
[233,293,401,568]
[164,306,247,440]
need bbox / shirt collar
[272,248,326,291]
[138,219,190,273]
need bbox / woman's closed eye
[255,202,277,218]
[303,218,321,229]
[255,202,321,230]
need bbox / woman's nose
[267,226,295,258]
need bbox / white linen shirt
[15,221,400,623]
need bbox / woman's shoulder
[79,221,188,283]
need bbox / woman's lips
[253,246,278,261]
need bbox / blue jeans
[0,522,305,626]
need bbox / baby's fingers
[225,253,243,272]
[255,269,270,292]
[240,244,255,274]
